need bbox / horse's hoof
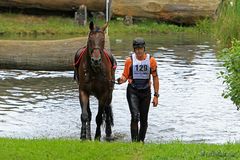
[94,136,101,141]
[80,135,87,140]
[105,136,114,142]
[86,136,92,141]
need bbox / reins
[110,79,121,84]
[73,47,87,66]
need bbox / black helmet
[133,37,145,48]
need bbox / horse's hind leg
[79,90,91,140]
[105,104,114,141]
[86,103,92,139]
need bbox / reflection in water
[0,33,240,143]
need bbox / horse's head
[87,21,108,70]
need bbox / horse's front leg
[79,90,91,140]
[95,104,104,141]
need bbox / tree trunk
[0,0,106,12]
[0,36,110,71]
[112,0,221,24]
[0,0,222,24]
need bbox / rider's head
[133,37,145,51]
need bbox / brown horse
[74,21,116,141]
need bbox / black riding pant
[126,84,151,142]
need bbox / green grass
[109,18,198,34]
[214,0,240,47]
[0,138,240,160]
[0,13,89,37]
[1,1,239,43]
[0,13,210,40]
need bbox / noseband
[90,48,102,69]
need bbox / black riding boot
[130,121,138,142]
[138,124,148,142]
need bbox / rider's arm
[153,76,159,97]
[151,57,159,107]
[118,57,132,84]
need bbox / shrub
[219,40,240,110]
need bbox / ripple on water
[0,34,239,143]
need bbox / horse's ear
[89,21,94,31]
[101,22,108,32]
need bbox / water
[0,33,239,143]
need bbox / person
[117,37,159,142]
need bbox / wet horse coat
[74,22,115,140]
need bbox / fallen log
[0,36,110,71]
[112,0,221,24]
[0,0,221,24]
[0,0,106,12]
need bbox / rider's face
[134,47,145,56]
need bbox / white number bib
[132,53,150,79]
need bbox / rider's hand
[117,77,122,84]
[152,96,158,107]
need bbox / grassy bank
[0,138,240,160]
[0,13,211,40]
[0,13,89,39]
[214,0,240,47]
[215,0,240,110]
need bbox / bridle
[87,30,105,71]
